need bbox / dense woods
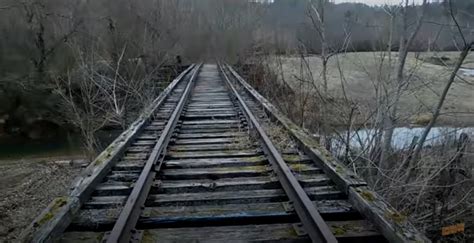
[0,0,264,152]
[263,0,474,53]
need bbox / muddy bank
[0,130,121,241]
[0,158,82,242]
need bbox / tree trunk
[379,0,427,173]
[322,58,328,93]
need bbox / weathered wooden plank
[94,183,132,196]
[182,119,240,125]
[185,108,235,112]
[59,231,104,243]
[139,222,382,242]
[82,196,128,209]
[296,175,332,187]
[136,132,161,140]
[176,132,246,139]
[145,200,357,219]
[159,165,270,179]
[178,127,244,134]
[168,143,254,152]
[158,177,278,192]
[83,186,343,209]
[70,200,359,231]
[191,93,228,97]
[163,156,267,168]
[126,146,152,153]
[62,225,304,242]
[184,108,236,113]
[144,125,164,131]
[124,151,150,156]
[183,113,239,119]
[190,95,229,98]
[179,123,244,130]
[113,160,146,170]
[105,171,141,182]
[150,186,343,207]
[158,174,332,193]
[95,176,280,196]
[164,157,320,176]
[132,140,156,146]
[149,121,166,126]
[190,96,230,101]
[172,137,238,145]
[166,149,262,159]
[282,154,311,162]
[94,173,333,197]
[152,114,172,119]
[288,163,323,175]
[186,108,238,113]
[186,104,234,109]
[123,153,149,160]
[187,100,232,105]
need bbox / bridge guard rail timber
[20,64,197,243]
[224,63,430,243]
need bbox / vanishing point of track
[24,64,429,243]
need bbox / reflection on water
[0,130,120,160]
[0,133,84,160]
[333,127,474,151]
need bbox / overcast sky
[334,0,426,6]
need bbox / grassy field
[270,52,474,126]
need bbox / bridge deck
[24,64,429,243]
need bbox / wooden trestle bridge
[22,64,429,242]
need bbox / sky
[334,0,426,6]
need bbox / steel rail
[104,64,202,243]
[219,64,338,243]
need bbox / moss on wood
[34,197,68,227]
[385,211,407,224]
[360,190,375,202]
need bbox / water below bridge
[332,126,474,153]
[0,131,120,161]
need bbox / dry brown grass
[270,52,474,126]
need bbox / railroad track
[24,64,429,242]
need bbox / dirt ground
[0,157,82,242]
[270,52,474,126]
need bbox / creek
[460,68,474,77]
[0,130,120,160]
[332,126,474,152]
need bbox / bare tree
[307,0,332,93]
[379,0,428,171]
